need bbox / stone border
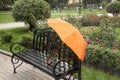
[0,49,12,57]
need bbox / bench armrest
[10,42,32,54]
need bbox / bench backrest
[32,28,80,65]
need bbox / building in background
[111,0,117,2]
[68,0,82,4]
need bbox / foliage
[64,14,101,28]
[85,45,120,76]
[20,35,33,49]
[81,14,101,26]
[12,0,51,31]
[82,16,119,49]
[83,0,102,5]
[64,14,119,49]
[83,0,102,4]
[64,15,81,28]
[52,0,68,8]
[106,1,120,16]
[45,0,68,9]
[0,0,13,10]
[1,33,12,44]
[99,16,119,47]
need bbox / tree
[45,0,68,9]
[0,0,13,10]
[83,0,102,4]
[83,0,102,9]
[12,0,51,31]
[106,1,120,16]
[44,0,53,7]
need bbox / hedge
[106,1,120,16]
[84,45,120,76]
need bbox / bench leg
[11,55,23,73]
[78,68,81,80]
[78,62,82,80]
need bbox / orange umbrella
[47,19,87,61]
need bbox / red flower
[99,42,104,45]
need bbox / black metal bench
[10,28,82,80]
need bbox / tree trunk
[28,23,35,31]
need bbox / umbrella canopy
[47,19,86,61]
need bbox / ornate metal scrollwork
[53,60,81,80]
[10,42,28,54]
[53,60,69,79]
[11,55,23,73]
[10,42,27,73]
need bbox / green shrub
[13,0,51,31]
[64,14,101,27]
[99,16,118,48]
[81,14,100,26]
[85,45,120,76]
[117,40,120,50]
[1,33,12,44]
[64,15,81,28]
[20,36,33,49]
[106,1,120,16]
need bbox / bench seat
[14,49,55,76]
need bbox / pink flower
[96,37,99,41]
[112,46,117,50]
[87,38,91,44]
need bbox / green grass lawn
[82,65,120,80]
[116,28,120,40]
[0,26,32,51]
[81,9,106,14]
[0,11,15,23]
[51,9,79,18]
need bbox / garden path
[0,22,25,30]
[0,51,53,80]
